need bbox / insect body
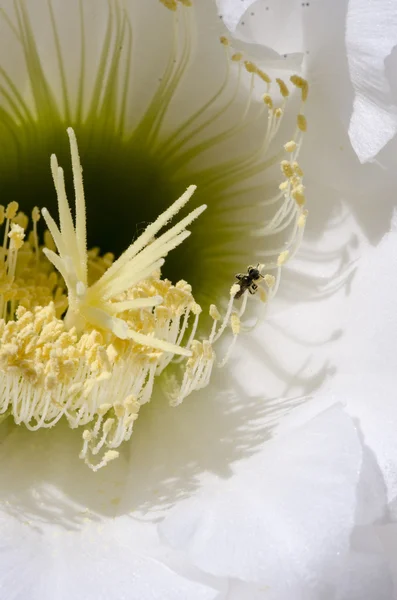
[234,264,264,299]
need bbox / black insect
[234,264,264,299]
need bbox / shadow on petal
[0,362,313,529]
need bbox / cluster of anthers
[219,36,309,253]
[0,54,308,469]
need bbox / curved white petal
[322,232,397,501]
[346,0,397,162]
[217,0,303,50]
[256,231,397,502]
[160,406,362,596]
[218,0,305,68]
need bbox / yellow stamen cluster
[0,271,204,469]
[0,202,67,321]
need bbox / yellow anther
[191,302,202,315]
[257,68,271,84]
[264,274,276,288]
[292,184,306,206]
[277,251,289,266]
[276,78,289,97]
[0,206,4,226]
[258,287,268,303]
[290,174,301,188]
[281,160,294,179]
[103,418,114,434]
[32,207,40,222]
[114,403,125,418]
[231,52,243,62]
[103,450,119,464]
[175,279,192,292]
[290,75,309,101]
[291,77,308,101]
[45,374,58,390]
[244,60,256,74]
[8,224,25,250]
[290,75,304,86]
[274,108,283,119]
[263,94,273,109]
[220,36,229,46]
[284,141,297,153]
[98,403,112,416]
[292,162,304,177]
[279,181,289,191]
[178,0,192,5]
[124,395,139,412]
[297,114,307,132]
[160,0,177,10]
[5,201,18,220]
[298,211,308,228]
[231,313,241,335]
[230,283,240,297]
[209,304,221,320]
[155,306,171,322]
[83,430,92,441]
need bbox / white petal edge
[346,0,397,162]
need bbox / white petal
[0,423,220,600]
[160,406,362,596]
[346,0,397,162]
[256,231,397,500]
[218,0,305,68]
[323,232,397,501]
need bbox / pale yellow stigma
[42,127,206,357]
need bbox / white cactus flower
[0,0,396,598]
